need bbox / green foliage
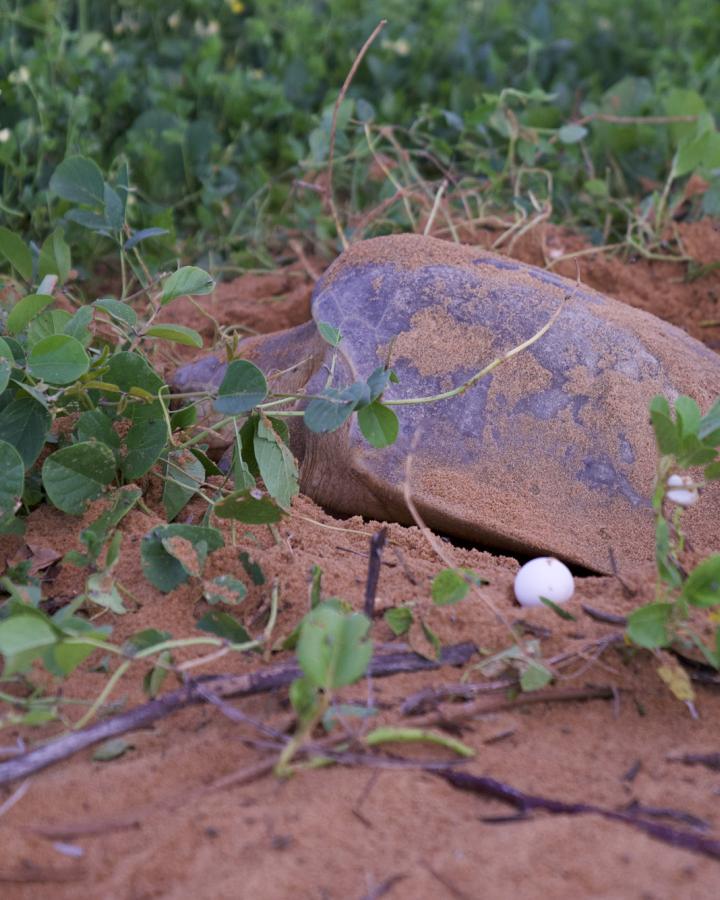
[384,606,413,636]
[0,440,24,529]
[140,524,224,592]
[163,450,205,521]
[41,442,116,514]
[277,602,374,774]
[304,369,397,441]
[214,489,285,524]
[203,575,247,606]
[64,486,141,568]
[196,610,251,644]
[296,605,373,691]
[2,1,719,265]
[214,361,268,415]
[626,395,720,667]
[431,568,485,606]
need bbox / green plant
[0,153,559,731]
[626,395,720,672]
[277,602,373,775]
[1,2,719,269]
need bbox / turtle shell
[172,234,720,573]
[295,234,720,573]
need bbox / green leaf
[649,395,678,455]
[170,404,198,433]
[675,129,720,178]
[122,418,168,480]
[38,229,71,284]
[196,610,251,644]
[253,416,298,509]
[0,392,52,467]
[677,434,716,468]
[161,266,215,304]
[232,439,256,491]
[539,596,576,620]
[27,309,72,345]
[43,633,101,677]
[309,563,323,608]
[214,360,268,415]
[384,606,413,636]
[699,398,720,445]
[584,178,608,197]
[297,605,373,690]
[239,551,265,585]
[0,358,11,396]
[674,395,701,438]
[6,294,55,334]
[558,123,588,144]
[123,227,169,251]
[123,629,171,656]
[203,575,247,606]
[317,321,342,347]
[0,439,24,525]
[74,486,141,564]
[238,415,260,476]
[656,518,683,588]
[141,524,223,592]
[93,298,137,327]
[190,447,221,477]
[214,489,285,524]
[27,334,89,384]
[520,661,554,691]
[431,568,484,605]
[357,401,399,448]
[304,385,365,433]
[65,208,112,234]
[431,568,469,605]
[626,603,674,649]
[145,324,204,348]
[682,556,720,607]
[75,409,121,456]
[0,336,14,364]
[704,461,720,481]
[93,738,133,761]
[50,155,105,206]
[144,651,171,698]
[0,614,58,676]
[102,352,164,414]
[42,442,116,514]
[64,305,93,345]
[366,367,393,401]
[163,449,205,521]
[0,226,32,282]
[104,184,124,231]
[86,571,127,614]
[664,88,707,143]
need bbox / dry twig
[327,19,387,249]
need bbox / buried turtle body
[173,234,720,574]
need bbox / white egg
[513,557,575,607]
[666,474,699,508]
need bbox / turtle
[172,234,720,574]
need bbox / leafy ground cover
[2,0,720,269]
[0,3,720,897]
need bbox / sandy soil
[1,221,720,899]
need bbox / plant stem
[72,660,130,730]
[386,300,564,407]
